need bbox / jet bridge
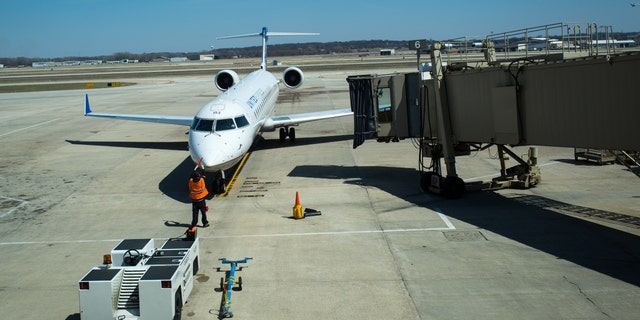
[347,39,639,198]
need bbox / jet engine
[214,69,240,91]
[282,67,304,89]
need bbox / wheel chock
[304,208,322,217]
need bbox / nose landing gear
[211,170,227,194]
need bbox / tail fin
[84,94,92,115]
[217,27,318,70]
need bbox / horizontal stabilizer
[218,27,318,70]
[217,32,319,40]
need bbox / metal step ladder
[609,150,640,178]
[117,269,145,309]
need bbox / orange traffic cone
[292,191,304,219]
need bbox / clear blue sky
[2,0,638,58]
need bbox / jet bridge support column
[424,42,465,198]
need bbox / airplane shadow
[252,134,353,151]
[67,139,194,203]
[65,139,188,151]
[288,164,640,287]
[159,156,198,204]
[67,134,353,205]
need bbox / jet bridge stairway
[609,150,640,178]
[347,49,640,198]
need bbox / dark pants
[191,199,208,227]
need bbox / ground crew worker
[189,171,209,228]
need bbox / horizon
[2,0,639,59]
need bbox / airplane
[632,2,640,7]
[84,27,353,194]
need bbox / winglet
[84,94,92,115]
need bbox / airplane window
[235,116,249,128]
[192,118,214,131]
[376,87,392,123]
[215,118,236,131]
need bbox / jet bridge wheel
[420,172,465,199]
[442,176,465,199]
[420,172,436,193]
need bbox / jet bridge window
[377,87,392,123]
[215,118,236,131]
[235,116,249,128]
[191,118,214,132]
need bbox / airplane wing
[262,108,353,131]
[83,94,193,126]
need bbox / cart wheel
[173,292,183,320]
[236,276,243,291]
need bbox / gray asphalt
[1,63,639,320]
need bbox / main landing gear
[279,127,296,143]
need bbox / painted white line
[0,239,121,246]
[0,209,456,245]
[0,196,29,218]
[202,226,455,240]
[0,224,457,245]
[435,208,456,230]
[0,118,61,138]
[539,161,561,167]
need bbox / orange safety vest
[189,178,209,200]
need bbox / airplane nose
[200,156,216,168]
[189,130,228,170]
[189,131,207,163]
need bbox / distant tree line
[2,32,638,68]
[0,40,409,68]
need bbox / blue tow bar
[218,257,252,318]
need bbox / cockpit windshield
[215,118,236,131]
[191,118,214,131]
[191,116,250,132]
[235,116,249,128]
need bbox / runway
[1,62,639,319]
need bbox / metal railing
[437,22,628,64]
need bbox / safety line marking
[218,151,251,198]
[0,239,121,246]
[0,209,455,245]
[202,224,456,240]
[0,118,61,137]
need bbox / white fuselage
[188,69,279,172]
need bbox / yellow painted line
[218,151,251,198]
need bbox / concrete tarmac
[1,65,639,320]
